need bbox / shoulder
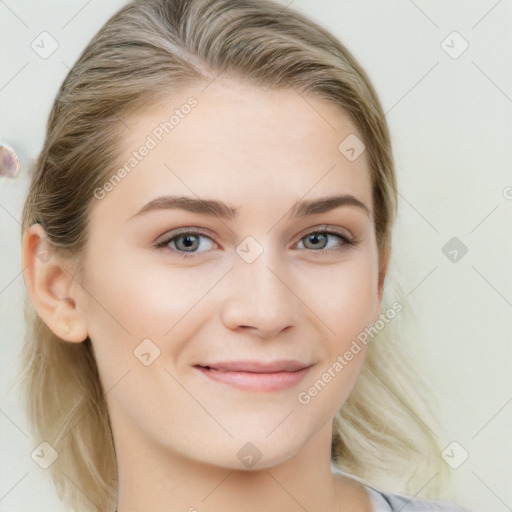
[365,485,476,512]
[330,466,477,512]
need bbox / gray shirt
[364,484,475,511]
[331,465,474,511]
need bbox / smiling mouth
[195,359,311,373]
[193,361,313,392]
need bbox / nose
[219,251,300,338]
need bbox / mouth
[193,360,313,392]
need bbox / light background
[0,1,511,511]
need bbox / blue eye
[297,230,354,251]
[154,230,215,255]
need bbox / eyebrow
[128,194,371,221]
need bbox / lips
[193,360,313,392]
[195,360,310,373]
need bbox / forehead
[95,78,372,220]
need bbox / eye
[154,228,216,256]
[296,227,355,252]
[153,225,356,258]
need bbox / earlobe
[21,223,88,343]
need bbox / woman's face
[77,78,384,470]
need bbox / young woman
[19,0,475,510]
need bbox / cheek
[298,282,376,418]
[299,253,379,397]
[304,253,380,341]
[78,248,225,380]
[82,243,210,331]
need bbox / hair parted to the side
[19,0,447,510]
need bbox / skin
[23,77,389,512]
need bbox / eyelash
[154,226,357,259]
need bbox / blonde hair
[19,0,446,510]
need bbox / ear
[21,223,88,343]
